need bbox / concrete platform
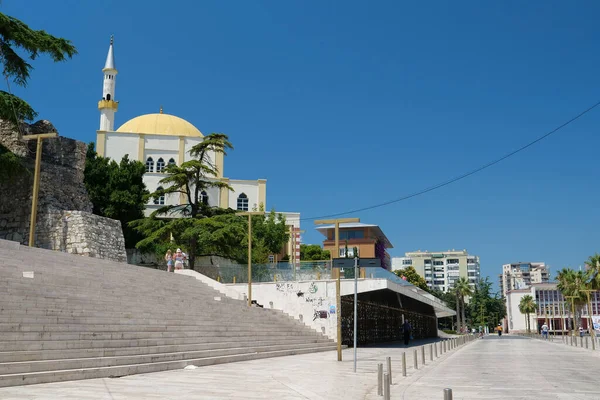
[2,334,599,399]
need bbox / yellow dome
[116,113,203,137]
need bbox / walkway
[0,335,597,399]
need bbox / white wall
[507,288,534,332]
[105,133,138,162]
[184,137,206,162]
[229,180,259,210]
[145,136,179,152]
[229,280,339,339]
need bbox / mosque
[94,37,300,262]
[94,37,266,217]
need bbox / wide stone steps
[0,239,335,386]
[0,346,337,388]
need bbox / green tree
[556,267,588,332]
[518,295,537,333]
[300,244,330,261]
[131,133,233,269]
[0,12,77,181]
[84,143,149,248]
[585,253,600,289]
[394,266,429,292]
[455,277,473,333]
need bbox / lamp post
[314,217,360,362]
[236,211,264,306]
[581,289,596,350]
[22,132,58,246]
[565,296,577,336]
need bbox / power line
[301,99,600,221]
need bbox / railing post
[430,343,434,361]
[377,363,383,396]
[386,356,392,385]
[580,336,583,348]
[383,373,390,400]
[434,342,438,358]
[402,352,407,376]
[413,349,418,369]
[444,388,453,400]
[421,346,425,365]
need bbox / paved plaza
[0,335,598,399]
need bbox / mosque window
[145,157,154,172]
[156,158,166,173]
[200,190,209,205]
[237,193,248,211]
[168,158,176,168]
[106,94,111,101]
[154,186,165,205]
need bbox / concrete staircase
[0,239,336,387]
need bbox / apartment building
[392,249,480,292]
[499,262,549,297]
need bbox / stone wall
[0,119,126,263]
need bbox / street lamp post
[314,217,360,362]
[236,211,264,306]
[22,132,58,246]
[565,296,577,336]
[581,289,596,350]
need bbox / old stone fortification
[0,119,126,262]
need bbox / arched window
[237,193,248,211]
[145,157,154,172]
[200,190,209,205]
[154,186,165,205]
[168,158,176,168]
[156,158,166,173]
[106,94,111,101]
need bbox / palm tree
[456,277,473,334]
[518,295,537,333]
[585,254,600,289]
[556,268,588,333]
[450,285,461,333]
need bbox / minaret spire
[98,35,118,131]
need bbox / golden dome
[116,113,203,137]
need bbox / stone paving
[0,335,597,399]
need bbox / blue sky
[3,1,600,285]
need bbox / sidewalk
[397,334,600,399]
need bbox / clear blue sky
[4,1,600,286]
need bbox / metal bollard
[571,335,574,346]
[386,356,392,385]
[421,346,425,364]
[383,373,390,400]
[434,342,438,358]
[580,336,583,347]
[430,343,434,361]
[443,341,446,353]
[377,363,383,396]
[586,336,589,349]
[413,349,418,369]
[444,388,453,400]
[402,352,407,376]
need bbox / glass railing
[194,260,333,283]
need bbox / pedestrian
[165,249,173,272]
[497,324,503,337]
[541,322,549,340]
[579,326,584,338]
[174,248,187,270]
[402,320,412,346]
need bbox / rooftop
[315,223,393,248]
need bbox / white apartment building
[392,249,480,292]
[499,262,549,297]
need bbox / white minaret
[98,35,118,131]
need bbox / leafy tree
[518,295,537,333]
[300,244,330,261]
[84,143,149,248]
[394,266,429,292]
[455,277,472,332]
[0,11,77,181]
[585,253,600,290]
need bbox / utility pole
[22,132,58,246]
[314,217,360,362]
[581,289,596,350]
[236,211,264,306]
[565,296,577,336]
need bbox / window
[237,193,248,211]
[168,158,176,167]
[338,230,365,240]
[402,259,412,265]
[447,259,459,265]
[154,186,165,205]
[424,259,432,266]
[145,157,154,172]
[339,248,359,258]
[200,190,209,205]
[156,158,165,173]
[433,260,444,266]
[106,94,111,100]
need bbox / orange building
[316,222,393,268]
